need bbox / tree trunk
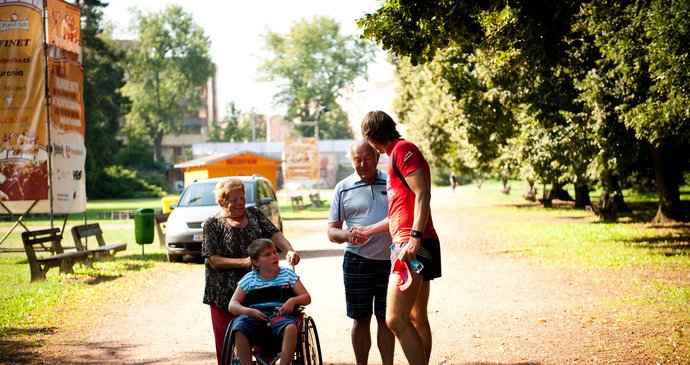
[650,144,686,223]
[550,181,573,201]
[573,183,592,208]
[601,171,632,213]
[153,131,164,163]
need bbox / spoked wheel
[301,315,322,365]
[220,320,237,365]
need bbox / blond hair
[213,177,245,205]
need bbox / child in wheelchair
[228,238,311,365]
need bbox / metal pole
[41,1,55,229]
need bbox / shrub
[92,165,164,199]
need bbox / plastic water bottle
[409,258,424,273]
[390,244,424,273]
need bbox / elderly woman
[202,177,300,365]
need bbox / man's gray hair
[347,140,379,159]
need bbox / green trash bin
[134,208,155,245]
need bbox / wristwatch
[410,230,423,238]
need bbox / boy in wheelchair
[228,238,312,365]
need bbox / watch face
[410,230,422,238]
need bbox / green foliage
[122,5,214,161]
[80,0,128,198]
[362,0,690,221]
[206,102,256,142]
[259,16,375,139]
[92,166,164,199]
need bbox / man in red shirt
[357,110,442,365]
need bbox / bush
[92,165,164,199]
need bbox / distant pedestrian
[327,141,395,365]
[449,172,458,193]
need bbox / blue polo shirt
[328,171,391,260]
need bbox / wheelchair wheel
[220,319,237,365]
[301,315,322,365]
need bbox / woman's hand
[286,250,300,266]
[398,238,421,261]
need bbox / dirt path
[37,187,639,364]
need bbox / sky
[102,0,394,118]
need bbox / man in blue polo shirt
[328,141,394,365]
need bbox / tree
[259,16,375,139]
[583,0,690,222]
[79,0,128,198]
[361,1,690,221]
[122,6,214,162]
[207,102,253,142]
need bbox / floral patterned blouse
[202,206,279,309]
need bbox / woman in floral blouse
[202,177,300,365]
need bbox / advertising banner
[0,1,49,203]
[46,0,85,214]
[0,0,85,214]
[284,137,319,183]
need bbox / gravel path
[37,187,640,364]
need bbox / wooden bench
[308,192,326,207]
[71,223,127,261]
[290,196,309,212]
[22,228,90,281]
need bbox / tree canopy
[259,16,376,139]
[359,0,690,222]
[122,5,214,162]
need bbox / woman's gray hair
[213,177,245,205]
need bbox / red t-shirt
[386,139,438,242]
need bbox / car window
[257,181,269,202]
[177,182,217,207]
[177,180,254,207]
[262,181,277,201]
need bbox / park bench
[589,192,618,222]
[308,192,326,207]
[71,223,127,261]
[290,196,309,212]
[22,228,90,281]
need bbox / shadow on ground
[0,327,53,364]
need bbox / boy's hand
[278,299,295,316]
[248,308,268,321]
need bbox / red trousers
[210,304,235,365]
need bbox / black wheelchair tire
[220,319,236,365]
[302,315,323,365]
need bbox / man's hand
[348,226,369,245]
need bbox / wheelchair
[221,305,322,365]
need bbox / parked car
[165,175,282,262]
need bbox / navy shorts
[393,238,442,281]
[231,311,299,346]
[343,251,391,319]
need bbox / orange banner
[46,0,85,214]
[0,2,48,201]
